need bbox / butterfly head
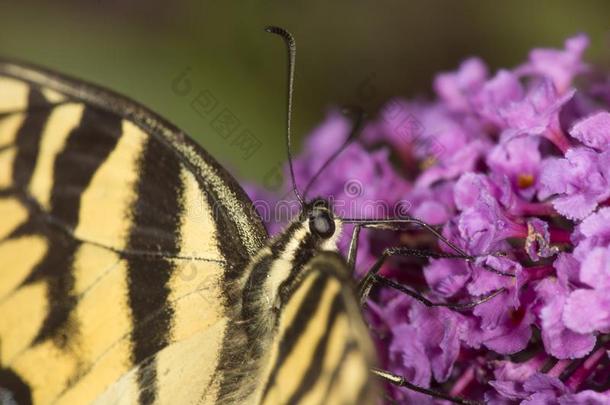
[299,197,342,251]
[262,197,343,312]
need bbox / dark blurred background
[2,1,609,184]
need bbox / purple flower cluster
[246,34,610,403]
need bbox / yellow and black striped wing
[259,252,378,405]
[0,60,267,404]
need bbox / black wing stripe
[0,368,32,405]
[260,274,327,400]
[134,356,159,405]
[26,234,79,346]
[283,293,342,405]
[125,135,184,405]
[17,107,120,346]
[322,340,358,400]
[11,88,51,188]
[48,107,122,228]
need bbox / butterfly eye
[309,210,335,239]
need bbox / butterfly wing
[258,251,379,405]
[0,60,267,404]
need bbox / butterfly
[0,26,486,405]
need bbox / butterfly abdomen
[258,252,377,405]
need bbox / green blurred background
[2,1,609,185]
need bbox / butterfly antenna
[302,106,366,200]
[265,25,304,205]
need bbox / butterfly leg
[343,221,497,308]
[344,221,497,404]
[352,244,491,404]
[356,245,468,306]
[372,368,484,405]
[343,216,472,259]
[344,217,512,308]
[355,244,504,308]
[344,217,516,278]
[345,223,455,275]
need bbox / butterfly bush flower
[246,34,610,403]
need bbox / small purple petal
[538,156,572,200]
[366,292,412,330]
[468,290,535,354]
[580,246,610,289]
[470,256,520,297]
[536,278,596,359]
[554,252,582,287]
[423,258,471,297]
[570,111,610,151]
[539,147,610,220]
[499,78,574,138]
[411,200,450,224]
[454,172,523,215]
[522,373,569,396]
[493,358,545,382]
[472,69,524,127]
[578,207,610,239]
[457,193,524,255]
[488,359,550,402]
[522,392,559,405]
[573,207,610,262]
[410,305,463,382]
[488,380,528,401]
[415,139,491,188]
[389,324,432,387]
[558,390,610,404]
[487,135,541,198]
[406,182,456,225]
[483,319,533,355]
[518,33,589,94]
[553,193,601,222]
[563,289,610,334]
[434,57,488,112]
[454,172,493,211]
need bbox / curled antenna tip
[264,24,303,205]
[264,26,296,48]
[264,26,289,35]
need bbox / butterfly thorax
[214,198,345,403]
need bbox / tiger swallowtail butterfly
[0,26,484,405]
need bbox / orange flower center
[517,173,535,189]
[420,156,437,170]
